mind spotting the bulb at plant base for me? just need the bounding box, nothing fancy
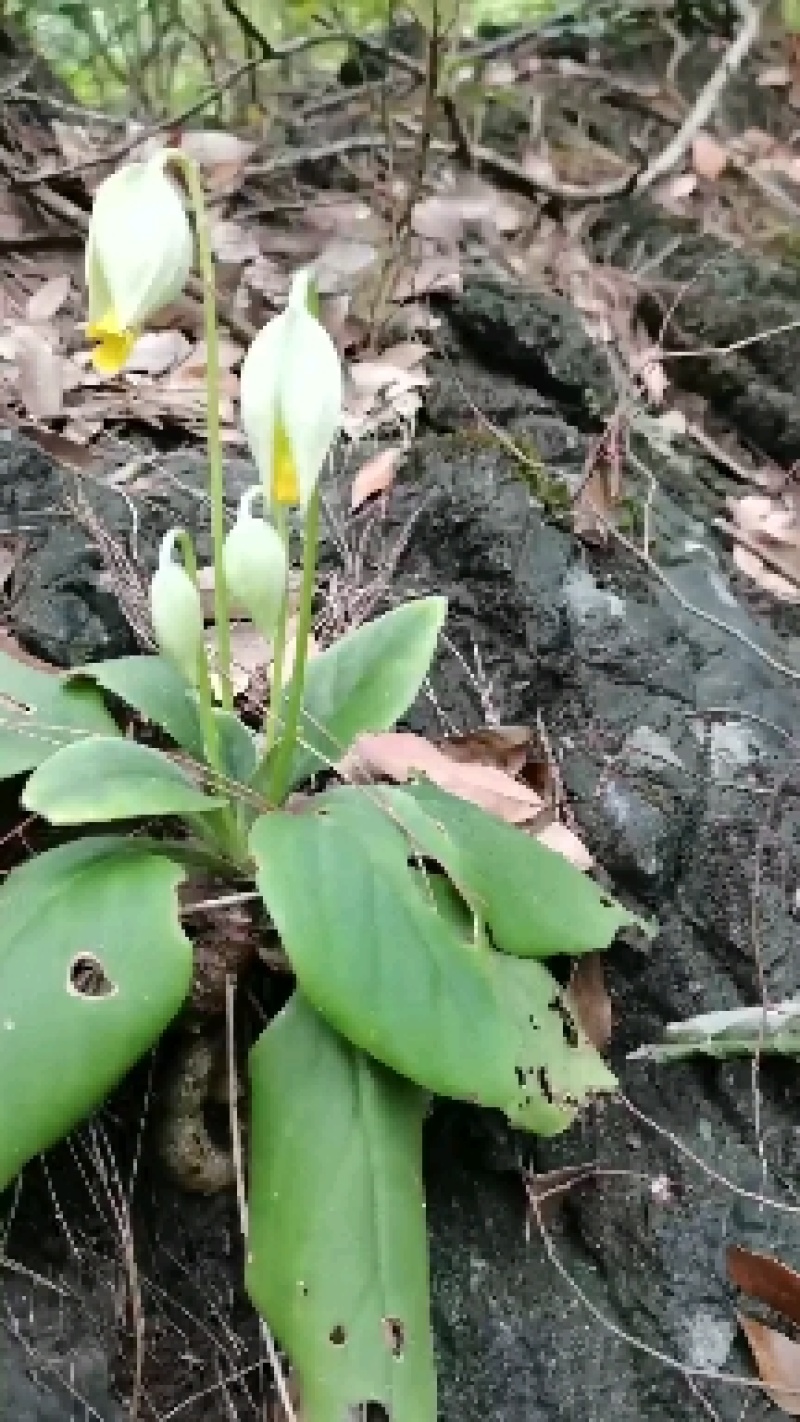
[85,154,193,375]
[239,268,343,512]
[223,487,287,637]
[150,532,205,687]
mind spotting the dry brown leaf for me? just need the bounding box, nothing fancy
[535,820,594,872]
[729,1246,800,1329]
[314,239,379,295]
[179,130,255,168]
[691,132,729,181]
[350,447,402,510]
[738,1314,800,1415]
[757,65,792,87]
[436,726,533,777]
[573,467,618,545]
[15,328,63,420]
[211,219,260,264]
[567,955,612,1050]
[26,273,72,323]
[339,730,546,824]
[393,255,462,303]
[18,424,99,472]
[127,331,192,376]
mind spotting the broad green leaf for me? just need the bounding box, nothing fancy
[0,648,117,780]
[250,792,615,1127]
[252,598,446,792]
[379,780,651,957]
[74,656,257,782]
[247,995,435,1422]
[428,873,616,1133]
[0,838,192,1189]
[23,736,226,824]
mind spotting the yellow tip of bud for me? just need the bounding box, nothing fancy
[271,421,300,507]
[87,314,137,375]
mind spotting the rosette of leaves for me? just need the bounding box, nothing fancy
[0,596,651,1422]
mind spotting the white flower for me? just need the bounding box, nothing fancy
[223,487,287,636]
[150,532,205,687]
[85,155,193,374]
[239,269,343,511]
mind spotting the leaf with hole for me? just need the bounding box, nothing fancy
[250,790,615,1127]
[0,838,192,1189]
[247,994,435,1422]
[74,655,256,782]
[0,648,117,780]
[252,598,446,792]
[23,736,226,824]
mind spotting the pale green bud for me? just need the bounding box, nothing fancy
[222,487,287,636]
[150,531,205,686]
[239,268,343,512]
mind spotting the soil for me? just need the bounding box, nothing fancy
[4,15,800,1422]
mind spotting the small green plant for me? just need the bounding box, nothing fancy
[0,150,651,1420]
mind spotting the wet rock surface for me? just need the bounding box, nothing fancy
[3,206,800,1420]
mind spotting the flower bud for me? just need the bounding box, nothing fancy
[223,488,287,636]
[239,268,343,513]
[86,154,193,375]
[150,532,205,687]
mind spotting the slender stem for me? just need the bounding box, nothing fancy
[268,487,319,805]
[171,152,233,712]
[264,507,290,749]
[173,530,221,772]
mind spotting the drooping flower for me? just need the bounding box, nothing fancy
[150,531,205,687]
[239,269,343,512]
[223,487,288,637]
[85,155,193,375]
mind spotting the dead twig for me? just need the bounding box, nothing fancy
[636,0,764,194]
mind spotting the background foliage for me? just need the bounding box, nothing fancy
[7,0,649,117]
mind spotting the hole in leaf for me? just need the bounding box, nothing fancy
[514,1065,527,1087]
[298,1281,309,1296]
[537,1066,555,1104]
[382,1316,406,1358]
[549,993,579,1048]
[329,1324,347,1346]
[67,953,117,999]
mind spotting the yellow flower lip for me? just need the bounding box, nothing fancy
[271,419,300,506]
[87,312,137,375]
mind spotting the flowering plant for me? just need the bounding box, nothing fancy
[0,152,648,1420]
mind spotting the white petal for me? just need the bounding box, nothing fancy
[88,160,193,329]
[239,312,285,495]
[277,305,343,509]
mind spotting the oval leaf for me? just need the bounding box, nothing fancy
[0,648,117,780]
[382,780,651,957]
[252,597,446,792]
[0,838,192,1188]
[247,994,435,1422]
[74,656,256,782]
[23,736,225,824]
